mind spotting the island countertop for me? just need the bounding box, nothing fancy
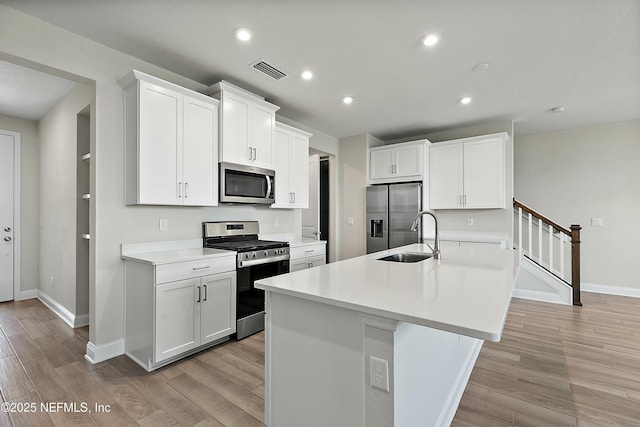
[256,244,522,341]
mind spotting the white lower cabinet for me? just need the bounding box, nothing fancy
[289,242,326,272]
[154,272,235,363]
[124,253,236,371]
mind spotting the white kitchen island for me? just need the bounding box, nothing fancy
[255,244,522,427]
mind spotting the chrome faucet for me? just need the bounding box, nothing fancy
[410,210,441,259]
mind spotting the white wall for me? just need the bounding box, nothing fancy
[0,4,337,353]
[0,113,39,295]
[38,83,90,315]
[338,134,383,260]
[515,119,640,291]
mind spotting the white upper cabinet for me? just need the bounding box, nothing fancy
[120,70,219,206]
[206,81,280,170]
[272,122,311,208]
[369,139,427,184]
[429,133,508,209]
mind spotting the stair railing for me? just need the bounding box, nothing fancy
[513,199,582,306]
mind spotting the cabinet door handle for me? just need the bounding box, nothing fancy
[253,147,257,160]
[248,146,253,160]
[178,182,182,198]
[196,285,201,303]
[305,249,314,253]
[309,262,314,268]
[292,192,296,203]
[203,285,207,301]
[463,194,467,206]
[192,266,210,271]
[185,182,189,198]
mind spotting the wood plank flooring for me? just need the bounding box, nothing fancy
[1,292,639,426]
[452,292,640,427]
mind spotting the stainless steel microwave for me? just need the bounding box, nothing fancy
[219,162,275,205]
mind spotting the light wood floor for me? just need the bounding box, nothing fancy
[0,292,639,426]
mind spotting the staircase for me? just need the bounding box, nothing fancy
[513,199,582,306]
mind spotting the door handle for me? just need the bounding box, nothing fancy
[203,284,207,301]
[185,182,189,198]
[253,147,257,160]
[178,182,182,198]
[3,237,11,242]
[248,146,253,160]
[196,286,201,303]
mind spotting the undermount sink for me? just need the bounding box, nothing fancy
[377,252,433,263]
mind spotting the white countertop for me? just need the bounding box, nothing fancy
[259,233,326,248]
[121,247,235,265]
[287,239,327,248]
[256,244,522,341]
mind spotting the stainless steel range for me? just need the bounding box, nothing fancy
[203,221,289,339]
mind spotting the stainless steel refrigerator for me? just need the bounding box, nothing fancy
[366,182,422,254]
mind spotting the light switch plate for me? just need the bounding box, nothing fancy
[159,218,168,231]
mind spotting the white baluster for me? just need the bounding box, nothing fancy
[549,224,554,273]
[528,213,533,256]
[518,207,523,252]
[538,218,542,262]
[560,233,566,278]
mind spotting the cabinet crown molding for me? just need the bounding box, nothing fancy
[118,70,220,105]
[205,80,280,111]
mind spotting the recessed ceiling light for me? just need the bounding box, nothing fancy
[459,96,472,105]
[550,106,565,113]
[235,28,252,41]
[422,34,440,47]
[301,70,313,80]
[342,96,355,105]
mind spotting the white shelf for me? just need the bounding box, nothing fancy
[82,153,91,161]
[81,234,90,240]
[82,193,90,200]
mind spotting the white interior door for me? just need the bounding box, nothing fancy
[0,132,15,302]
[302,154,320,239]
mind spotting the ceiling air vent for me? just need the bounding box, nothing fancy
[250,59,288,80]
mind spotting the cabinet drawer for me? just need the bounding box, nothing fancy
[290,244,326,260]
[155,257,235,284]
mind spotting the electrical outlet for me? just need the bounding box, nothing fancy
[159,218,168,231]
[467,217,474,226]
[347,217,354,225]
[591,218,603,227]
[369,356,389,392]
[50,276,55,288]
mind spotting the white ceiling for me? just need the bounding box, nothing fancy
[1,0,639,139]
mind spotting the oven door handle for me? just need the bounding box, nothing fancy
[238,254,290,268]
[265,175,272,198]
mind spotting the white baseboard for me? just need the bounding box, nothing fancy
[37,291,89,328]
[582,283,640,299]
[85,339,125,364]
[18,289,38,300]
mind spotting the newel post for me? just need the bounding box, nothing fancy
[570,224,582,306]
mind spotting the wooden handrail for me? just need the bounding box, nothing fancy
[513,199,570,235]
[513,198,581,306]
